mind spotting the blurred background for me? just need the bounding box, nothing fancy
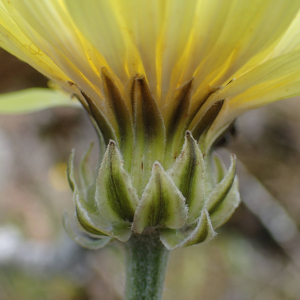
[0,48,300,300]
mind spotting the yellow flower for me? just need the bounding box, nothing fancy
[1,0,300,139]
[1,0,300,248]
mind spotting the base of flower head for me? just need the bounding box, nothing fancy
[64,131,240,250]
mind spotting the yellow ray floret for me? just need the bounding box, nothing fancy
[0,0,300,132]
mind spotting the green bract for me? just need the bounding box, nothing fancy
[65,133,239,250]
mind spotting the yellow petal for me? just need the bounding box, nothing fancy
[190,0,300,106]
[214,49,300,101]
[206,73,300,147]
[65,0,138,85]
[230,74,300,111]
[113,0,163,99]
[2,0,105,100]
[157,0,199,103]
[0,0,299,132]
[0,1,70,89]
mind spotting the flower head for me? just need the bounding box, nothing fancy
[1,0,300,248]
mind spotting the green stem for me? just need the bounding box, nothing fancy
[125,232,170,300]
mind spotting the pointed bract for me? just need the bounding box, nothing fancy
[132,162,187,234]
[67,149,132,242]
[63,212,112,250]
[192,100,224,140]
[160,210,215,250]
[207,154,237,214]
[95,140,139,226]
[82,91,118,145]
[184,210,216,247]
[101,67,134,170]
[212,153,227,184]
[130,76,166,192]
[164,79,193,167]
[75,194,108,237]
[210,178,240,229]
[168,131,205,223]
[79,142,95,195]
[165,79,193,141]
[67,151,112,236]
[132,76,165,146]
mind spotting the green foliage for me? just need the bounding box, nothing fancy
[0,88,80,114]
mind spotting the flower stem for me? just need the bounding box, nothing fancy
[125,232,170,300]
